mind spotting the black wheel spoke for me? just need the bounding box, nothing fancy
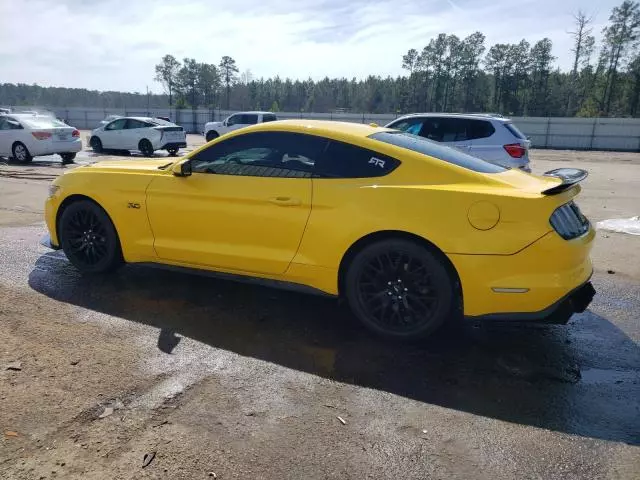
[62,206,112,267]
[355,247,442,334]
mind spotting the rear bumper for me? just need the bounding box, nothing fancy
[450,227,595,318]
[467,280,595,324]
[161,142,186,150]
[31,139,82,155]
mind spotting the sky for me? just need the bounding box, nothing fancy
[0,0,624,93]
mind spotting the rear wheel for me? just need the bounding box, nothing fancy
[167,147,179,156]
[59,200,123,274]
[12,142,32,163]
[60,152,76,164]
[90,136,103,153]
[345,239,455,340]
[139,139,154,157]
[205,131,219,142]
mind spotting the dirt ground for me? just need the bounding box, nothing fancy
[0,139,638,479]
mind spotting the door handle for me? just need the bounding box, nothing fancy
[268,197,301,206]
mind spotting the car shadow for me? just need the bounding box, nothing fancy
[28,252,640,446]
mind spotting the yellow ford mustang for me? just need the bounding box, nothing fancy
[43,120,595,339]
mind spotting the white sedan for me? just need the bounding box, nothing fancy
[89,117,186,156]
[0,114,82,164]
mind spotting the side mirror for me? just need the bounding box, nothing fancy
[171,160,192,177]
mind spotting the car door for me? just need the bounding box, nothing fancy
[101,118,127,148]
[123,119,149,149]
[145,131,325,275]
[0,116,13,155]
[425,118,471,153]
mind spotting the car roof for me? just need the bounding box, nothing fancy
[393,113,509,122]
[231,111,275,115]
[240,119,391,137]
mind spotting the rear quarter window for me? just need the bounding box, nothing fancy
[316,140,400,178]
[467,120,495,140]
[504,122,527,140]
[369,131,506,173]
[262,114,277,123]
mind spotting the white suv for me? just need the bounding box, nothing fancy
[204,111,278,142]
[385,113,531,171]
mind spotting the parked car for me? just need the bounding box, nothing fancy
[0,114,81,164]
[385,113,531,171]
[43,120,594,340]
[0,107,12,115]
[99,115,122,126]
[204,111,277,141]
[89,117,186,156]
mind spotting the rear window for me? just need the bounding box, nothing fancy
[369,131,506,173]
[20,117,67,129]
[262,114,277,123]
[504,122,526,140]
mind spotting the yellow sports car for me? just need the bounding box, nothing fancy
[43,120,595,339]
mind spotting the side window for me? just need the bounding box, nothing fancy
[316,140,400,178]
[0,117,8,130]
[417,119,442,142]
[391,119,424,136]
[125,119,147,129]
[106,118,127,130]
[226,115,239,126]
[262,114,277,123]
[9,120,23,130]
[190,132,326,178]
[244,114,258,125]
[467,120,495,140]
[439,118,468,142]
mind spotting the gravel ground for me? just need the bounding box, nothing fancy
[0,140,638,479]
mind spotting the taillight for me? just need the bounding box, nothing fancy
[72,129,80,137]
[32,131,52,140]
[503,143,526,158]
[550,201,590,240]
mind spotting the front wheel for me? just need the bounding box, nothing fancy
[90,136,103,153]
[344,239,455,340]
[60,152,76,164]
[12,142,32,163]
[205,131,219,142]
[59,200,123,274]
[139,139,154,157]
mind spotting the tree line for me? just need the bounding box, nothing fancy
[2,1,640,117]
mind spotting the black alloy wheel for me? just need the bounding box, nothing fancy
[59,200,123,273]
[345,239,454,340]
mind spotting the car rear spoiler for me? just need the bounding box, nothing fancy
[541,168,588,195]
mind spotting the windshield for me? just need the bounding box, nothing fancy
[369,131,507,173]
[19,117,68,129]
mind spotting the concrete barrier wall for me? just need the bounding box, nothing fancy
[41,107,640,151]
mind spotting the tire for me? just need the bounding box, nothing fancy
[90,136,103,153]
[205,131,219,142]
[167,147,179,156]
[344,239,455,340]
[139,139,154,157]
[59,200,123,274]
[60,152,76,164]
[12,142,32,163]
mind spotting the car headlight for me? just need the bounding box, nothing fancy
[48,184,60,197]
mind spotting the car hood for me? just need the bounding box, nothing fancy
[84,158,174,173]
[206,121,222,127]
